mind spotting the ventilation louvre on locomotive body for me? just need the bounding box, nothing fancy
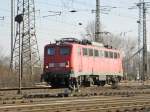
[42,38,123,88]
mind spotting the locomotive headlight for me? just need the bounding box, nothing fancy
[65,61,69,67]
[45,65,49,69]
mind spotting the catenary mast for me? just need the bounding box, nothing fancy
[11,0,41,93]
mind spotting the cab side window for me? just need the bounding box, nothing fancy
[104,51,109,58]
[83,48,88,56]
[99,50,104,57]
[114,52,118,59]
[94,49,99,57]
[109,52,113,58]
[89,49,93,56]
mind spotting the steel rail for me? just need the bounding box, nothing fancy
[19,100,150,112]
[4,100,150,112]
[1,94,150,105]
[79,104,150,112]
[0,87,52,91]
[1,96,150,112]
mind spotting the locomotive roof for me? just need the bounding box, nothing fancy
[45,38,120,52]
[45,42,120,52]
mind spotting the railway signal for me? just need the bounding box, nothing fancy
[15,14,23,94]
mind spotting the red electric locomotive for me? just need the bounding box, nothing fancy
[42,38,123,89]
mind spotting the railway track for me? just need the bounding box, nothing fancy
[0,84,150,111]
[0,85,150,104]
[0,95,150,112]
[1,94,150,105]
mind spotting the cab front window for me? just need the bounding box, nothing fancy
[47,48,55,55]
[60,48,70,56]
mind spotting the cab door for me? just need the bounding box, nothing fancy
[78,47,82,72]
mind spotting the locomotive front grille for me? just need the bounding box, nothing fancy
[49,62,68,68]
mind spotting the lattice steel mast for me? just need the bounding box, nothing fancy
[11,0,41,80]
[137,0,143,81]
[137,0,149,81]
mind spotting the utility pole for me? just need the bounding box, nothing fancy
[142,2,148,81]
[95,0,101,42]
[10,0,14,70]
[11,0,41,94]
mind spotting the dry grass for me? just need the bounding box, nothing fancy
[0,64,42,88]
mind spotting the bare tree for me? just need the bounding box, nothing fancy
[85,21,96,41]
[83,21,137,52]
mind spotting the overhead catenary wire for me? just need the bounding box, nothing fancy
[0,1,149,51]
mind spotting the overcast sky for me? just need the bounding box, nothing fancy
[0,0,150,56]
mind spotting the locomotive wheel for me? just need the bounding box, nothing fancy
[41,73,49,82]
[68,83,79,92]
[97,81,106,87]
[68,83,75,91]
[100,81,106,86]
[40,74,44,82]
[83,77,94,87]
[83,80,93,87]
[111,82,118,89]
[111,79,118,89]
[68,78,79,92]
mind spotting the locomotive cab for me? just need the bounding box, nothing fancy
[42,43,73,87]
